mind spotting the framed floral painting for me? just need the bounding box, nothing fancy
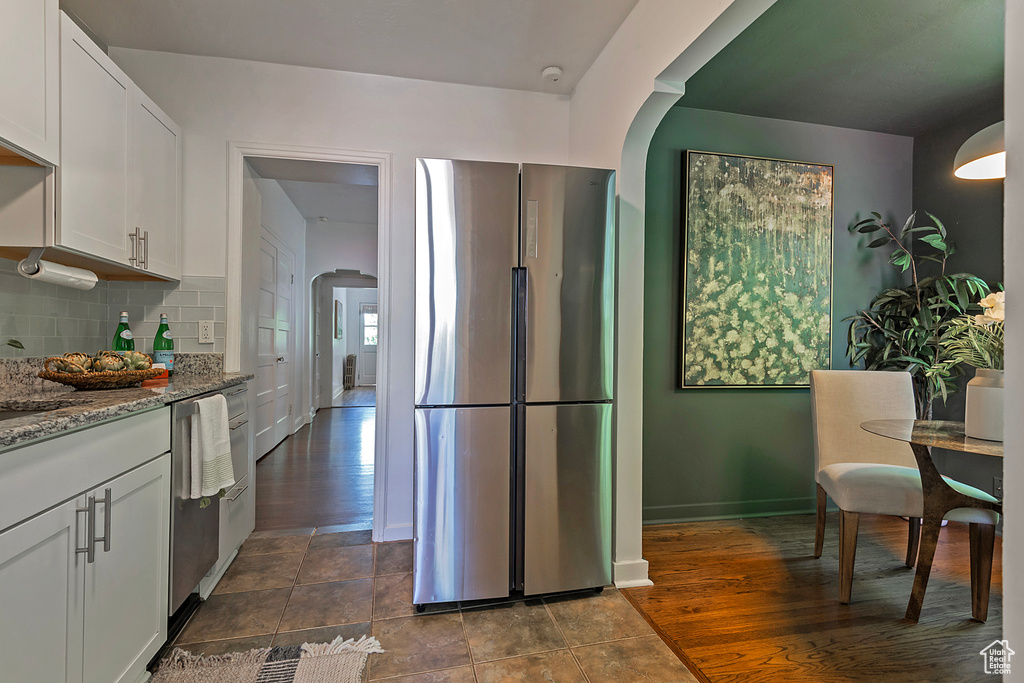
[680,151,833,387]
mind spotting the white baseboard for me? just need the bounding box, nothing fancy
[613,558,652,588]
[379,522,413,542]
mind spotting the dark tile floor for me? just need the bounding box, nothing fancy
[173,527,697,682]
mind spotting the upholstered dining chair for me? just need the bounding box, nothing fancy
[809,370,999,606]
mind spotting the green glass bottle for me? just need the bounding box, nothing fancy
[153,313,174,375]
[112,311,135,352]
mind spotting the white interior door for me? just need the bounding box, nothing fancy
[359,302,377,386]
[254,230,295,458]
[255,235,277,459]
[274,248,294,443]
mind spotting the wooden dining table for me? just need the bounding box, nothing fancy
[860,419,1002,622]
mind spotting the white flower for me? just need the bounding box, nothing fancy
[977,291,1005,323]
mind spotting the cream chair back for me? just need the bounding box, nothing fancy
[809,370,917,474]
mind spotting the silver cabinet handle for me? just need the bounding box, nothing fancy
[226,387,247,396]
[128,228,140,266]
[94,488,111,554]
[143,230,149,269]
[229,418,248,431]
[76,500,94,563]
[225,484,248,502]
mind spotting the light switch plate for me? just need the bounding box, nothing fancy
[198,320,214,344]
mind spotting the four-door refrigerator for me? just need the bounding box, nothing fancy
[413,158,615,606]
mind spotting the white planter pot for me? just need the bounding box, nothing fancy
[965,368,1004,441]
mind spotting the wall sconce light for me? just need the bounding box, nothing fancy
[954,121,1005,180]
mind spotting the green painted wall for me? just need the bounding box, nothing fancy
[914,105,1005,496]
[642,107,913,523]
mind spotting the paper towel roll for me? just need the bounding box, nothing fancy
[17,258,98,290]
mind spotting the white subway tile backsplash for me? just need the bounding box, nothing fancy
[0,258,227,359]
[199,291,226,307]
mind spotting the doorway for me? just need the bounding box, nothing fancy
[238,153,383,532]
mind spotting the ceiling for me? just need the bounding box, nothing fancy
[246,157,378,225]
[675,0,1004,136]
[60,0,640,94]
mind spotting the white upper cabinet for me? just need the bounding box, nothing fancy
[132,89,182,279]
[53,11,182,280]
[58,12,133,265]
[0,0,60,164]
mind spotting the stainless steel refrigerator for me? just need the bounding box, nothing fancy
[413,158,615,605]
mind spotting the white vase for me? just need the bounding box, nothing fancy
[965,368,1004,441]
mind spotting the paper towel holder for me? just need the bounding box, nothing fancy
[17,247,100,290]
[17,247,47,276]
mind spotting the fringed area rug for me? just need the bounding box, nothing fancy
[152,635,384,683]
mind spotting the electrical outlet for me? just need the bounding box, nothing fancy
[198,320,214,344]
[994,477,1003,499]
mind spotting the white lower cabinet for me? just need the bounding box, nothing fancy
[83,456,170,683]
[0,498,83,683]
[0,409,171,683]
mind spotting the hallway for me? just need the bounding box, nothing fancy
[333,386,376,407]
[255,407,374,531]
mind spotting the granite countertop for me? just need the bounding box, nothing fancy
[0,372,254,451]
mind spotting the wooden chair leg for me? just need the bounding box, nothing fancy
[970,523,996,622]
[839,510,859,604]
[814,484,826,558]
[906,517,921,568]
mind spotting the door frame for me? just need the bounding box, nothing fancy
[226,142,392,542]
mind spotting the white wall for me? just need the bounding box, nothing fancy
[331,286,348,400]
[307,220,378,279]
[1003,0,1021,672]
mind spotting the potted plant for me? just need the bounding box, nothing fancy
[940,291,1004,440]
[845,212,990,418]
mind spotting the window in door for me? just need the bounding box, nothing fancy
[362,306,378,346]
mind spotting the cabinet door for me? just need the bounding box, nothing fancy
[0,0,59,164]
[0,497,85,683]
[82,455,170,683]
[58,13,132,264]
[132,88,181,279]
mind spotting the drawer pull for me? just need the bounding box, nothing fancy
[225,484,248,502]
[95,488,112,554]
[229,419,248,431]
[227,387,247,396]
[76,501,94,563]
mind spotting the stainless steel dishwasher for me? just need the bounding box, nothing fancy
[168,387,246,616]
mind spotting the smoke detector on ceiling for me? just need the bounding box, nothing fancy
[318,216,329,222]
[541,66,562,84]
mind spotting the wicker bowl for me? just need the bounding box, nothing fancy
[38,368,164,390]
[39,354,163,390]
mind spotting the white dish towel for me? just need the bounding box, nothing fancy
[189,394,236,499]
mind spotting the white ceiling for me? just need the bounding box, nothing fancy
[278,180,378,225]
[246,157,379,224]
[60,0,641,94]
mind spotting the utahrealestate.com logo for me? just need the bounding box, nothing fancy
[980,640,1014,675]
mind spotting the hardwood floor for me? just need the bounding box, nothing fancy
[255,407,374,531]
[333,386,376,407]
[624,514,1002,683]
